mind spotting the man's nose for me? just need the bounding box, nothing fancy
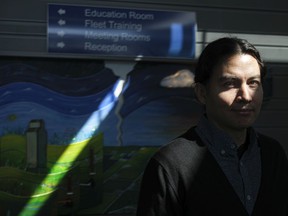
[237,84,252,102]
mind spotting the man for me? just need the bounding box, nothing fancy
[136,37,288,216]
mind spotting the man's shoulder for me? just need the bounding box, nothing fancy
[257,132,282,150]
[256,132,288,160]
[154,127,207,166]
[257,132,279,144]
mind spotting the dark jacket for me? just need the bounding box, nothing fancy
[136,127,288,216]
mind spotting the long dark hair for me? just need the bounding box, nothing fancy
[194,37,266,84]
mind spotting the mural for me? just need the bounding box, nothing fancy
[0,57,201,215]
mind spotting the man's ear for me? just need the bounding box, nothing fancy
[194,83,207,105]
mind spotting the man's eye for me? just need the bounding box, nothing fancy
[249,80,261,88]
[223,81,235,87]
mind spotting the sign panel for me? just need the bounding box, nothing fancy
[47,4,197,59]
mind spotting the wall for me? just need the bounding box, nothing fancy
[1,0,288,61]
[0,1,288,215]
[0,0,288,178]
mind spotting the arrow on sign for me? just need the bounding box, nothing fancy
[57,30,65,37]
[58,8,66,15]
[57,42,65,48]
[58,19,66,26]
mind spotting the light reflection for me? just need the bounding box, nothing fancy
[168,23,183,55]
[160,69,195,88]
[19,78,126,216]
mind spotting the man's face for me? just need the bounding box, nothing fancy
[198,54,263,132]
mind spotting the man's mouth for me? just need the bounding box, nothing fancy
[232,108,254,115]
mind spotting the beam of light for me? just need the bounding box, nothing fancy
[168,23,183,55]
[115,77,130,146]
[19,78,126,216]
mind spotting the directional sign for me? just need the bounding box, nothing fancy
[47,4,197,59]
